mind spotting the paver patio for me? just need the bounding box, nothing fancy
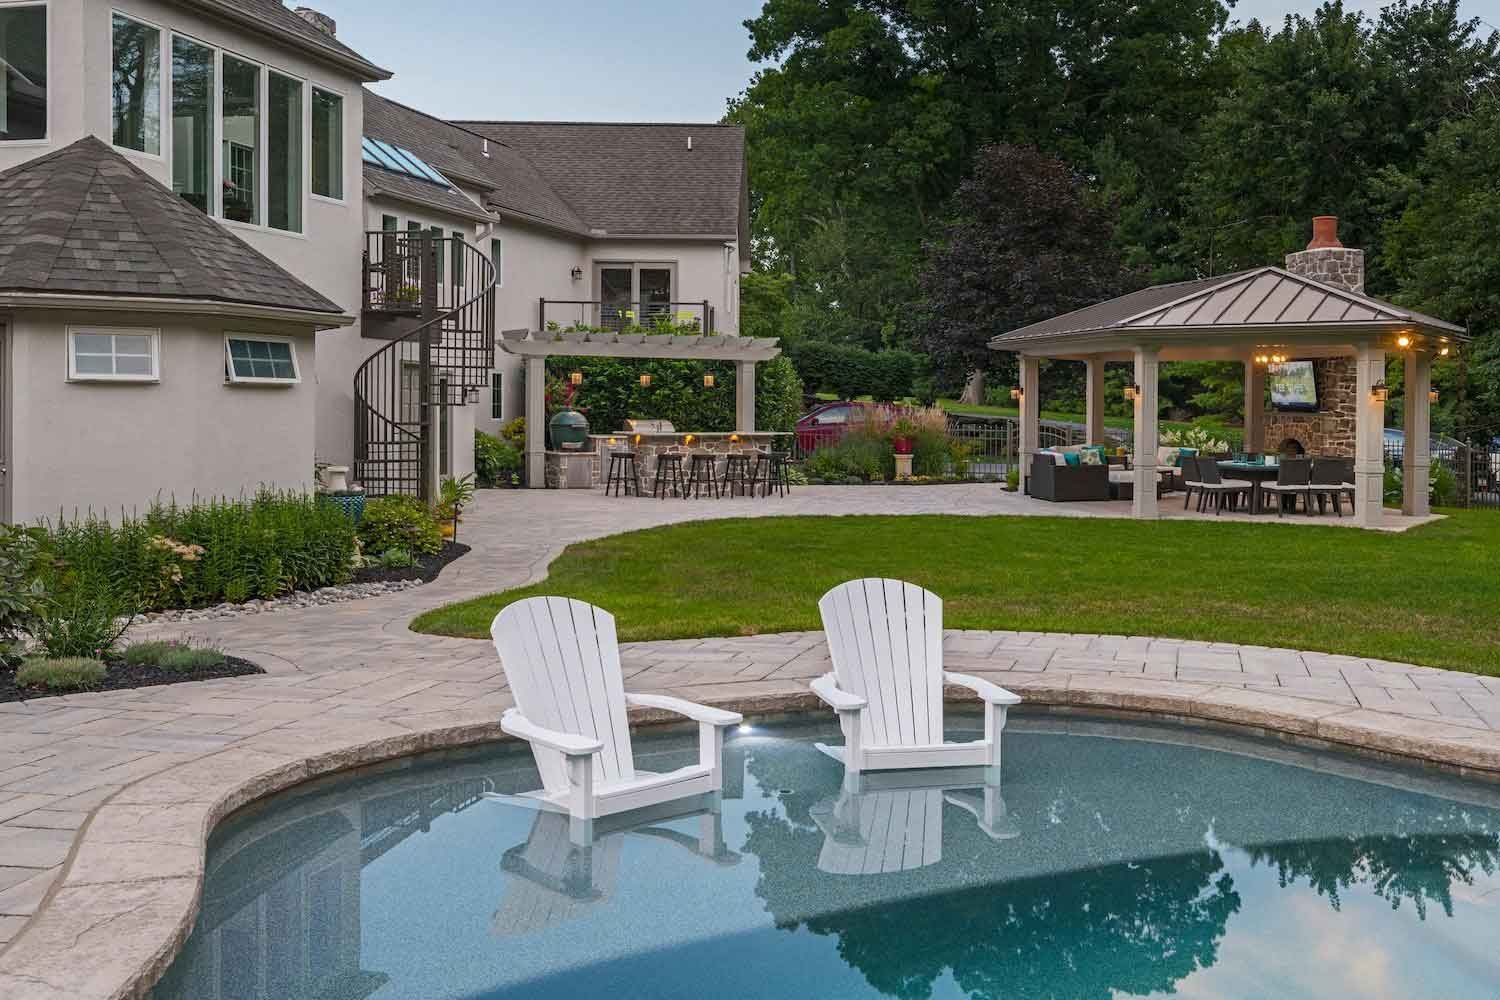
[0,486,1496,998]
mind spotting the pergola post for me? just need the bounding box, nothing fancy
[1132,347,1160,519]
[1018,355,1040,493]
[1403,350,1432,516]
[735,360,756,432]
[1353,344,1387,526]
[1084,358,1106,445]
[1243,355,1265,455]
[524,355,546,488]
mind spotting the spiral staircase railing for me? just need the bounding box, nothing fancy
[355,231,496,500]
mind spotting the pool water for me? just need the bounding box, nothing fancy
[153,714,1500,1000]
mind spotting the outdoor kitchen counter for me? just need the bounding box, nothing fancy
[591,432,780,485]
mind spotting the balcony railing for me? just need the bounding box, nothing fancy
[362,230,479,317]
[540,298,715,334]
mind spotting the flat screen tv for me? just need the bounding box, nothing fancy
[1268,360,1318,412]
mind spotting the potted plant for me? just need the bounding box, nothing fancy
[437,474,475,541]
[890,418,916,455]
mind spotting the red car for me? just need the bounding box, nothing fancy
[795,401,893,453]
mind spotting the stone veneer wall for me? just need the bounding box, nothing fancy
[1258,357,1357,457]
[1284,247,1365,294]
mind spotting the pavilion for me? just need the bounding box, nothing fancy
[989,217,1467,528]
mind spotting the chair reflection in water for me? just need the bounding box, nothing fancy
[492,796,741,936]
[811,767,1018,875]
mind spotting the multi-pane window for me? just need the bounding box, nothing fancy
[430,226,445,282]
[380,214,397,231]
[225,336,299,384]
[68,328,159,381]
[490,238,503,288]
[451,231,464,288]
[170,36,212,212]
[111,15,160,154]
[311,88,342,199]
[221,55,259,223]
[267,71,302,232]
[0,4,46,141]
[491,372,503,420]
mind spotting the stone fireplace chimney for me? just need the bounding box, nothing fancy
[294,7,337,36]
[1284,215,1364,295]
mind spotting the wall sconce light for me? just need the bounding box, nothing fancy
[639,373,652,387]
[1371,380,1389,403]
[1123,382,1140,402]
[632,434,642,445]
[703,373,716,388]
[1396,334,1411,349]
[1010,387,1023,401]
[608,436,618,446]
[1440,346,1450,357]
[570,266,583,281]
[569,370,583,386]
[1428,387,1439,404]
[465,387,480,404]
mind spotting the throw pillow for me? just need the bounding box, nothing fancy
[1063,452,1082,467]
[1081,449,1102,465]
[1052,452,1070,466]
[1176,446,1198,467]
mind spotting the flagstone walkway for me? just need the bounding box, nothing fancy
[0,486,1494,998]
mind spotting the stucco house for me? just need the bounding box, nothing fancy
[0,0,747,522]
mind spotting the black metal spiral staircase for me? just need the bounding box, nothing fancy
[355,231,496,500]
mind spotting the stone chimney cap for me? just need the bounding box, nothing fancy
[294,7,336,37]
[1307,215,1342,250]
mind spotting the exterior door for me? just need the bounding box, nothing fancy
[0,325,8,523]
[599,267,632,329]
[640,267,672,322]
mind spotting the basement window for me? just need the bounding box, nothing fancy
[68,327,159,381]
[225,335,299,385]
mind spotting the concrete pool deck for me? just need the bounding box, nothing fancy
[0,487,1495,998]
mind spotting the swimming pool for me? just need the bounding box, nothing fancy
[153,713,1500,999]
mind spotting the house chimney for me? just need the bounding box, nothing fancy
[1284,215,1364,294]
[294,7,336,36]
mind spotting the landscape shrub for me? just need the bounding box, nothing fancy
[16,656,107,691]
[376,547,416,569]
[475,431,522,487]
[46,492,356,610]
[804,429,895,482]
[358,496,443,558]
[0,524,52,643]
[499,417,526,448]
[789,342,923,402]
[31,577,135,659]
[158,645,228,672]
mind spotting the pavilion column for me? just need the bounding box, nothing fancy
[736,360,756,432]
[1084,358,1105,445]
[1402,350,1432,517]
[1018,356,1040,494]
[1132,347,1160,519]
[1353,344,1387,526]
[1243,355,1265,454]
[524,355,546,489]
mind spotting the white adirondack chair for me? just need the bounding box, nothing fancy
[491,597,742,834]
[813,578,1021,772]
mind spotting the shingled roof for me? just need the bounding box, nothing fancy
[453,120,745,238]
[177,0,389,81]
[0,136,345,316]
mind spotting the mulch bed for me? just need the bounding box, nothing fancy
[0,654,264,704]
[351,540,470,585]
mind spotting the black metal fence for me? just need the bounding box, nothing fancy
[1384,437,1500,509]
[539,299,715,333]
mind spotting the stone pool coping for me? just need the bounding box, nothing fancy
[3,670,1499,1000]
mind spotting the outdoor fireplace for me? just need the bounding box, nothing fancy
[1277,438,1306,457]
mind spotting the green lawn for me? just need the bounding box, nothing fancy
[412,511,1500,676]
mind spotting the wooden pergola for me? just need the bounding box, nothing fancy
[990,265,1468,528]
[496,329,782,487]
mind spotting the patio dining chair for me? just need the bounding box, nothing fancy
[1310,457,1355,516]
[1260,457,1313,517]
[1181,456,1205,511]
[1196,460,1253,515]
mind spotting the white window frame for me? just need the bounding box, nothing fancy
[490,237,503,288]
[0,0,50,147]
[490,371,502,420]
[309,85,345,204]
[224,333,300,386]
[67,326,160,382]
[109,9,165,160]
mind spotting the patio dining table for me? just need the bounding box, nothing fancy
[1216,461,1286,513]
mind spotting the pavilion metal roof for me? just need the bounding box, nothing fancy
[991,267,1466,352]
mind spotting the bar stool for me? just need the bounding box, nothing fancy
[686,453,721,499]
[752,452,790,498]
[721,454,754,497]
[652,453,687,499]
[604,451,640,497]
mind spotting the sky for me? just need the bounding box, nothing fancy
[315,0,1500,124]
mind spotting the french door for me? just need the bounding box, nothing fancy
[596,263,675,329]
